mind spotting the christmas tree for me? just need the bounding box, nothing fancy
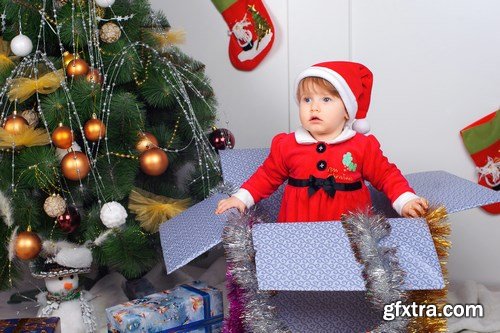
[0,0,222,290]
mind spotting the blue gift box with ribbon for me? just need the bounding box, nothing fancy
[106,281,223,333]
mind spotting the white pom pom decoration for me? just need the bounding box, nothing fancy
[95,0,115,7]
[10,34,33,57]
[352,118,370,134]
[55,247,92,268]
[100,201,127,228]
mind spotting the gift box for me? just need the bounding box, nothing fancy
[106,281,223,333]
[159,148,500,332]
[0,317,61,333]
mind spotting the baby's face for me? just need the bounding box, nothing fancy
[298,84,348,141]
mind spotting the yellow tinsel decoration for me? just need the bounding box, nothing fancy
[0,127,50,148]
[407,205,451,333]
[0,37,18,72]
[128,187,190,233]
[151,28,186,51]
[8,69,65,103]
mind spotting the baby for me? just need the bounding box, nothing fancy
[216,61,428,221]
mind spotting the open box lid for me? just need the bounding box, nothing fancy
[159,148,499,290]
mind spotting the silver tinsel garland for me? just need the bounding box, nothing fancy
[223,210,409,333]
[223,211,291,333]
[342,211,409,332]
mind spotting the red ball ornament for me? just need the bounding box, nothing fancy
[56,206,81,233]
[209,128,235,150]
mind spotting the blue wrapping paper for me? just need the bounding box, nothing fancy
[106,281,223,333]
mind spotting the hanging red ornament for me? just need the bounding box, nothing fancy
[135,132,159,153]
[139,147,169,176]
[15,230,42,260]
[56,206,81,233]
[84,114,106,141]
[3,112,29,135]
[209,128,235,150]
[51,123,74,149]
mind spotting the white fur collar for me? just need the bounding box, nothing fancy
[294,126,356,145]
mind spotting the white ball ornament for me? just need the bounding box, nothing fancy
[100,201,128,228]
[95,0,115,7]
[10,34,33,57]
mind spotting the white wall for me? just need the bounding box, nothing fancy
[152,0,500,287]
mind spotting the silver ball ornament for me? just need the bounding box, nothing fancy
[95,0,115,7]
[10,34,33,57]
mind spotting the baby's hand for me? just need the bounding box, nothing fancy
[401,197,429,218]
[215,196,246,215]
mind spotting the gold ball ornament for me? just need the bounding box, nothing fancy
[84,114,106,141]
[66,58,89,77]
[62,51,79,67]
[20,109,39,128]
[99,22,121,43]
[3,113,29,135]
[61,151,91,181]
[140,148,169,176]
[52,123,74,149]
[135,132,159,153]
[15,231,42,260]
[85,68,103,84]
[43,194,67,218]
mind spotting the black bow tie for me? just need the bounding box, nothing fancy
[308,175,337,198]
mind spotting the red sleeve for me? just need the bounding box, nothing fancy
[361,135,415,203]
[241,133,289,204]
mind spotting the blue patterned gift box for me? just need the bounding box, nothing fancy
[0,317,61,333]
[106,281,223,333]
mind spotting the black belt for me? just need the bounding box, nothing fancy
[288,175,362,198]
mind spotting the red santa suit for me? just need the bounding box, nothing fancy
[233,126,418,222]
[232,61,420,221]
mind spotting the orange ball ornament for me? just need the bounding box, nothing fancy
[84,114,106,141]
[3,113,29,135]
[85,68,103,84]
[15,231,42,260]
[63,51,79,67]
[61,151,91,181]
[140,148,168,176]
[66,58,89,77]
[135,132,159,153]
[51,123,74,149]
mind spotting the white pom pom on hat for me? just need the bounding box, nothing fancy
[295,61,373,134]
[55,247,92,269]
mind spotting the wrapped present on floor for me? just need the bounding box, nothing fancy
[0,317,61,333]
[159,148,500,332]
[106,281,223,333]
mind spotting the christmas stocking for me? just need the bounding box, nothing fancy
[460,110,500,214]
[211,0,275,71]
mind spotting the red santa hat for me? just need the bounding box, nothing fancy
[295,61,373,134]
